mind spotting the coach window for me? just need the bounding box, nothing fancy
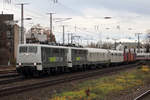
[89,53,91,57]
[74,50,77,54]
[61,49,65,55]
[82,50,84,54]
[79,50,82,54]
[43,48,47,62]
[75,50,77,54]
[59,49,61,54]
[115,53,117,56]
[73,50,76,54]
[79,50,81,54]
[91,53,93,57]
[74,50,76,54]
[53,48,59,54]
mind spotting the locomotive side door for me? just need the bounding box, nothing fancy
[67,48,72,67]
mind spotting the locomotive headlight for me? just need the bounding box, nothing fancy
[19,63,21,66]
[34,63,37,66]
[25,53,29,56]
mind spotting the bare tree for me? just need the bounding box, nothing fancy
[145,29,150,52]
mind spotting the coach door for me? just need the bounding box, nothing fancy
[67,48,72,67]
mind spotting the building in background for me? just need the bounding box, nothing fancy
[26,24,56,43]
[0,14,19,66]
[116,42,139,49]
[14,24,20,60]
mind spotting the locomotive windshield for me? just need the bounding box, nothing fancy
[19,46,37,53]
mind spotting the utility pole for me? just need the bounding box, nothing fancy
[115,40,117,50]
[74,25,77,32]
[68,33,70,44]
[62,25,65,44]
[67,33,73,44]
[72,35,81,46]
[136,33,142,52]
[71,33,73,44]
[47,13,55,41]
[112,38,117,50]
[17,3,28,44]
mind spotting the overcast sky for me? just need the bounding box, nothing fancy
[0,0,150,43]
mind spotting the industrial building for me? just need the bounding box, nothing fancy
[0,14,19,66]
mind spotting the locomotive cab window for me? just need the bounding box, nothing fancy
[19,46,37,53]
[28,46,37,53]
[19,46,27,53]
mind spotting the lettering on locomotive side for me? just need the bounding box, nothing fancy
[49,57,63,62]
[49,57,56,62]
[76,57,81,61]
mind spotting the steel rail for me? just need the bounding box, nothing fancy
[0,73,19,78]
[0,76,24,85]
[134,90,150,100]
[0,70,16,74]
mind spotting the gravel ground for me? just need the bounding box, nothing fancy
[105,82,150,100]
[1,66,149,100]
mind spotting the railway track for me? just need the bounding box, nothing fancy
[0,71,21,85]
[0,76,24,85]
[134,90,150,100]
[0,63,138,97]
[0,70,16,74]
[0,73,19,78]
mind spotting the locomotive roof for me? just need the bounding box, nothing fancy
[136,53,150,56]
[18,44,69,49]
[109,50,123,54]
[70,47,87,50]
[18,44,123,53]
[85,48,109,53]
[18,44,87,50]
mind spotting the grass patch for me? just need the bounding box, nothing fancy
[50,65,150,100]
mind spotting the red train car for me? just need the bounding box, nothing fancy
[124,48,136,63]
[123,49,128,63]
